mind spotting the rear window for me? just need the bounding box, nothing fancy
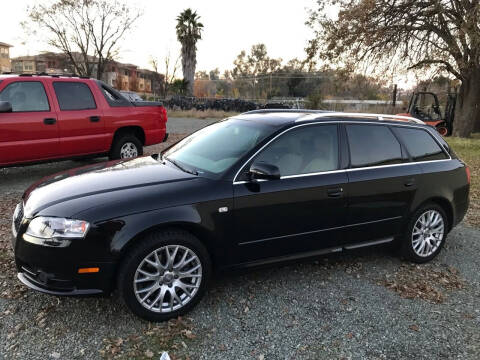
[53,82,96,110]
[392,127,448,161]
[346,124,403,168]
[0,81,50,112]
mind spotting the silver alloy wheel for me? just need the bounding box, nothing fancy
[133,245,202,313]
[411,210,445,257]
[120,142,138,158]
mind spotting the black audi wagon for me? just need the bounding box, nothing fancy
[12,110,470,321]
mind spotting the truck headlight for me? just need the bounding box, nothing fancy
[24,217,90,247]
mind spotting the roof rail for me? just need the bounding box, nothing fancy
[297,112,424,124]
[241,108,424,125]
[242,109,331,115]
[2,72,89,79]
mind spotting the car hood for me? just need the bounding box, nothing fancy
[23,156,198,218]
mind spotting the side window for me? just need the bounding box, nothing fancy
[254,125,339,177]
[0,81,49,112]
[53,82,96,111]
[346,124,402,168]
[392,127,448,161]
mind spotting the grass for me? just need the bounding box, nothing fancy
[168,110,239,119]
[167,109,239,119]
[447,133,480,227]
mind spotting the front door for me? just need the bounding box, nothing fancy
[232,123,348,264]
[0,80,59,165]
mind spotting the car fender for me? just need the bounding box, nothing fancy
[108,203,231,266]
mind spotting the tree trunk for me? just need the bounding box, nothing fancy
[452,69,480,138]
[181,44,196,97]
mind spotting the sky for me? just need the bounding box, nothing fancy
[1,0,414,88]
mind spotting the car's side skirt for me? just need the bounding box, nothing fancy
[226,236,394,270]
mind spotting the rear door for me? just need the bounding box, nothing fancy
[52,80,106,156]
[232,123,349,264]
[0,79,59,165]
[344,123,421,245]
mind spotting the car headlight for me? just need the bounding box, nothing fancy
[24,217,90,247]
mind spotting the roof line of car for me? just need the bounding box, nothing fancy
[242,109,424,125]
[296,112,424,124]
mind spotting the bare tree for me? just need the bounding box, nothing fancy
[307,0,480,137]
[150,52,180,97]
[27,0,141,79]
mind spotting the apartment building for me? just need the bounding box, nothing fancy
[11,51,162,95]
[0,42,12,73]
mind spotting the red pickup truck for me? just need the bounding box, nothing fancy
[0,75,168,166]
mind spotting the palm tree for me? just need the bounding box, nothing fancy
[176,8,203,96]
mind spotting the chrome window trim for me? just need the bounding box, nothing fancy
[232,120,451,185]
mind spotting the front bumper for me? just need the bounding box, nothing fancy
[18,272,103,296]
[13,211,117,296]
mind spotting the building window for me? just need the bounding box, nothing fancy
[13,63,23,73]
[24,62,34,71]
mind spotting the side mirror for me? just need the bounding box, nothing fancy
[0,101,12,113]
[249,162,280,180]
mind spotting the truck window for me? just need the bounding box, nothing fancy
[0,81,50,112]
[53,82,97,111]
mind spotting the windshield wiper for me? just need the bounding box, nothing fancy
[163,157,198,175]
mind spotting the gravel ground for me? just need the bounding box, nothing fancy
[1,117,479,359]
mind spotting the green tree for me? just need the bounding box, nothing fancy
[307,0,480,137]
[232,44,282,98]
[176,8,203,96]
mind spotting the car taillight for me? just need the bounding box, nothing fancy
[466,166,471,184]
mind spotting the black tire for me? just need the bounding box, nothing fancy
[109,134,143,160]
[117,229,211,322]
[401,203,448,263]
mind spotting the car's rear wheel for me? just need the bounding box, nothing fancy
[401,203,448,263]
[118,229,211,322]
[109,134,143,160]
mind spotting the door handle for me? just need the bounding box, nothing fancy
[404,178,416,187]
[43,118,56,125]
[90,116,101,122]
[327,187,344,198]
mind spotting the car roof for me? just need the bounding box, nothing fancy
[235,109,425,127]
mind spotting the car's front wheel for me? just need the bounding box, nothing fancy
[401,203,448,263]
[118,229,211,322]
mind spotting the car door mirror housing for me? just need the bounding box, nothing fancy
[0,101,12,113]
[249,162,280,180]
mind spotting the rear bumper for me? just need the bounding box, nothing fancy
[144,128,167,146]
[453,198,469,228]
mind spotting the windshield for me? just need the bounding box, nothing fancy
[163,119,274,178]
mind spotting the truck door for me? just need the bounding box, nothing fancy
[0,79,59,165]
[51,80,106,156]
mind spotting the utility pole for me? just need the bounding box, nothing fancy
[392,84,397,107]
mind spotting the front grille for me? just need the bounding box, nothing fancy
[13,202,24,234]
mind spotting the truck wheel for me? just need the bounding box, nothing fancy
[117,229,211,322]
[109,134,143,160]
